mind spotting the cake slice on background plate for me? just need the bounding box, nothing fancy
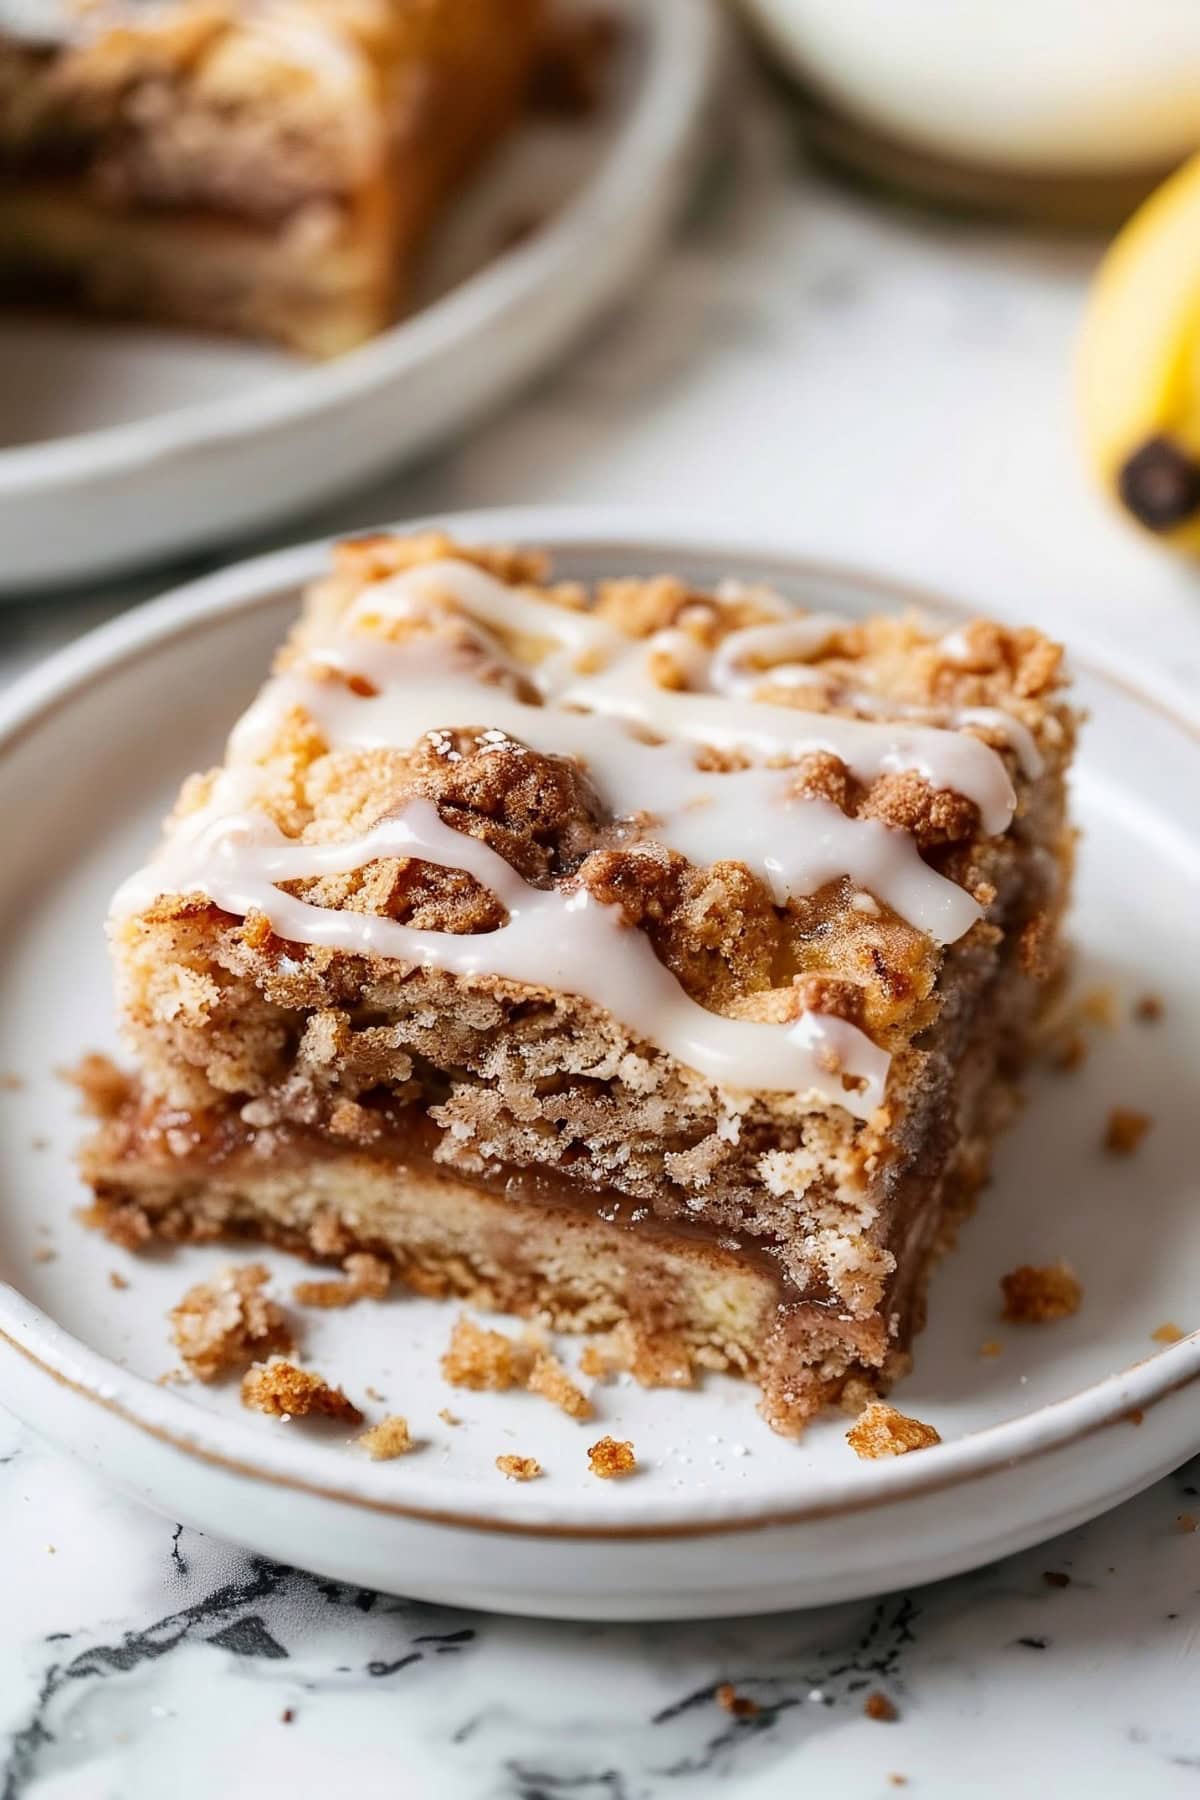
[0,0,543,355]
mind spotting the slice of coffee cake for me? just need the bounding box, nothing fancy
[82,533,1075,1434]
[0,0,542,355]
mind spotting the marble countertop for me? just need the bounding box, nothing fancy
[4,46,1200,1800]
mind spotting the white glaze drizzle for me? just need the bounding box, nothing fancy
[115,558,1036,1111]
[113,799,889,1115]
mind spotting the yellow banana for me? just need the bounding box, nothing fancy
[1079,151,1200,551]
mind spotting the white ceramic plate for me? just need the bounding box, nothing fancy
[1,509,1198,1622]
[0,1,718,594]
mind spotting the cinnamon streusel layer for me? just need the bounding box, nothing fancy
[82,532,1076,1434]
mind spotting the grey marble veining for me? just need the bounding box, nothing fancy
[4,48,1200,1800]
[3,1414,1200,1798]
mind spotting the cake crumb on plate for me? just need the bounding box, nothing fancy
[496,1454,542,1481]
[1000,1262,1082,1323]
[588,1436,636,1478]
[864,1691,899,1721]
[442,1315,532,1392]
[1152,1322,1185,1344]
[1104,1107,1152,1155]
[847,1402,940,1459]
[526,1351,593,1420]
[169,1263,293,1382]
[358,1416,414,1460]
[241,1360,362,1425]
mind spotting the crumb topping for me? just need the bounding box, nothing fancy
[169,1262,293,1381]
[587,1435,636,1479]
[846,1402,941,1459]
[241,1358,362,1424]
[1000,1262,1082,1323]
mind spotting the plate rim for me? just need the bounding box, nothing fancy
[0,0,718,494]
[2,504,1198,1540]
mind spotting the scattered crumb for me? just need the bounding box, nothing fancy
[978,1339,1004,1359]
[294,1251,391,1310]
[1126,1408,1145,1426]
[715,1683,760,1719]
[526,1351,593,1421]
[170,1264,293,1382]
[1134,994,1164,1023]
[441,1315,533,1391]
[496,1454,542,1482]
[108,1270,129,1291]
[588,1436,637,1479]
[0,1072,23,1091]
[846,1402,941,1460]
[888,1780,909,1790]
[280,1708,295,1725]
[1177,1513,1197,1534]
[864,1691,898,1722]
[364,1385,386,1403]
[1048,1032,1087,1073]
[1153,1322,1185,1344]
[357,1416,414,1461]
[438,1408,462,1428]
[1043,1570,1071,1588]
[1000,1263,1082,1324]
[30,1136,49,1152]
[241,1360,362,1425]
[1104,1107,1152,1156]
[31,1245,56,1264]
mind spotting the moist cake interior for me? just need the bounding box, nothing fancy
[81,533,1076,1434]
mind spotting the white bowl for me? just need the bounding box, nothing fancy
[0,509,1197,1620]
[0,1,719,593]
